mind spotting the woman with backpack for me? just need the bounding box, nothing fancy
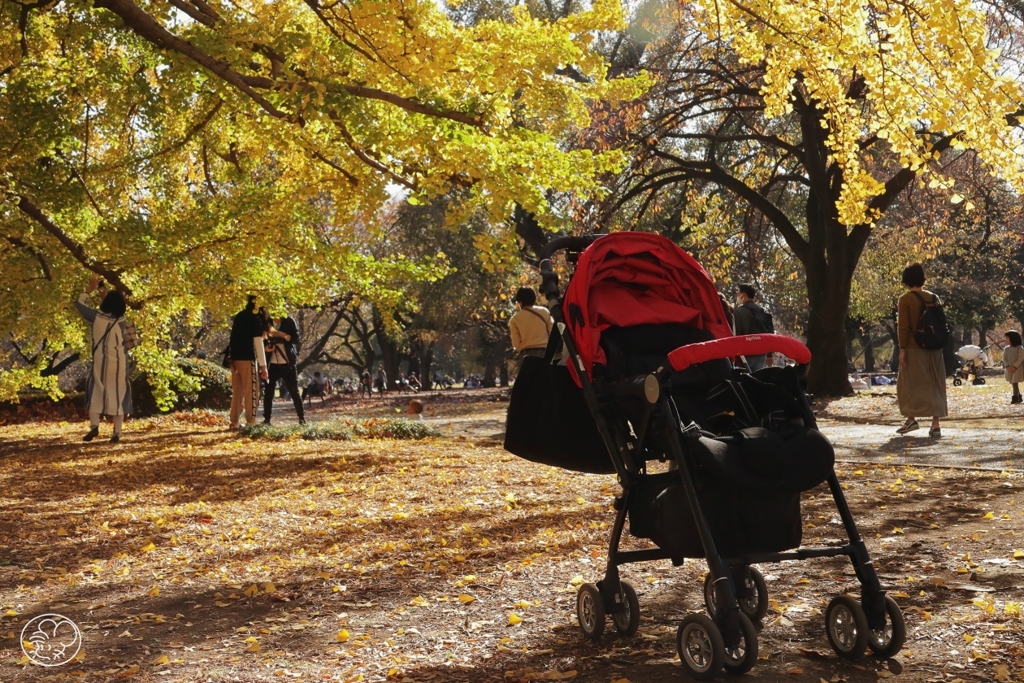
[895,263,947,437]
[75,276,133,443]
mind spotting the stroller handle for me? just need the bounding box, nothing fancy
[538,234,604,263]
[667,334,812,371]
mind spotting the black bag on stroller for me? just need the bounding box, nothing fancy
[504,356,611,474]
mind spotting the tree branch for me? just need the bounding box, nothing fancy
[93,0,296,121]
[2,234,52,281]
[16,195,136,301]
[165,0,217,26]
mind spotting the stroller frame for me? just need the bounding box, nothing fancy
[534,236,903,677]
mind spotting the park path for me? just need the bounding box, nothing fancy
[265,394,1024,470]
[820,418,1024,470]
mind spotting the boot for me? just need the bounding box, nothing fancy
[1013,393,1022,405]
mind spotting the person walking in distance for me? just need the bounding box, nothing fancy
[229,295,268,429]
[509,287,553,372]
[733,283,772,372]
[76,276,133,443]
[895,263,947,437]
[262,308,306,425]
[374,363,388,395]
[1002,330,1024,405]
[360,368,372,398]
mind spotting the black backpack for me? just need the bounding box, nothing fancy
[911,291,949,350]
[745,303,775,335]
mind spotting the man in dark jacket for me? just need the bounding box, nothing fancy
[229,295,269,428]
[733,283,770,372]
[263,310,306,425]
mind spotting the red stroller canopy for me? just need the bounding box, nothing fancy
[562,232,734,383]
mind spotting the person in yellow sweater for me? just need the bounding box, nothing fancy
[509,287,553,371]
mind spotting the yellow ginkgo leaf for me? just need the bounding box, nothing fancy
[149,586,160,596]
[963,634,975,643]
[141,541,156,551]
[458,594,475,604]
[983,512,994,520]
[508,613,522,626]
[152,655,169,665]
[338,629,351,642]
[245,642,261,652]
[1012,549,1024,559]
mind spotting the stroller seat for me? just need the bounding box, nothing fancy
[597,322,834,491]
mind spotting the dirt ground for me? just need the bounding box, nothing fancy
[1,388,1023,683]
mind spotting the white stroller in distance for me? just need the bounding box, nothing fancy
[953,345,989,386]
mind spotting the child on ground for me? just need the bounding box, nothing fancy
[1003,330,1024,405]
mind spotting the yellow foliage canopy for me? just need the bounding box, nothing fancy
[695,0,1024,225]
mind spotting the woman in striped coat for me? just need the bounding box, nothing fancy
[75,276,133,443]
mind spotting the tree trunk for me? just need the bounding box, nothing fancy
[418,340,434,390]
[804,251,854,396]
[482,361,497,388]
[862,331,875,374]
[373,309,401,390]
[499,361,509,387]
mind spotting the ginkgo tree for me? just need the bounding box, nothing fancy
[606,0,1024,395]
[0,0,646,404]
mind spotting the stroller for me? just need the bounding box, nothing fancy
[953,345,989,386]
[504,233,904,679]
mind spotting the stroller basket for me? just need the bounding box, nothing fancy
[630,471,801,560]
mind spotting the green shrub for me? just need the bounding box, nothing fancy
[241,418,439,441]
[132,359,232,416]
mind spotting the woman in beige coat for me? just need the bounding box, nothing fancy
[895,264,948,437]
[1002,330,1023,405]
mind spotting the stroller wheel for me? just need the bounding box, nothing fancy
[612,580,640,637]
[867,595,906,658]
[825,595,869,660]
[576,583,605,640]
[723,611,758,675]
[974,377,986,385]
[953,378,962,386]
[677,614,725,681]
[704,568,768,622]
